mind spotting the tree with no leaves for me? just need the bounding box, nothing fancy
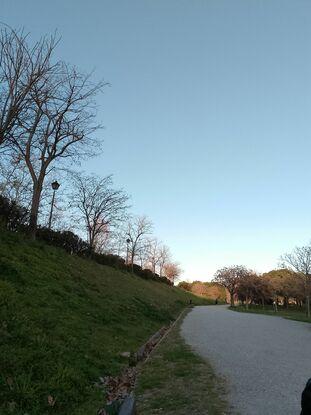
[126,215,152,272]
[70,173,129,253]
[163,262,182,284]
[158,244,171,277]
[145,238,162,275]
[281,245,311,317]
[213,265,248,307]
[0,27,57,149]
[0,157,32,207]
[4,30,105,237]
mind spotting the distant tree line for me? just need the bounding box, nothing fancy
[178,280,227,302]
[212,256,311,317]
[0,25,181,285]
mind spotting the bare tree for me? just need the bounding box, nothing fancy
[126,215,152,272]
[10,52,105,237]
[106,230,128,257]
[145,238,162,275]
[158,244,171,277]
[0,156,32,206]
[281,245,311,317]
[163,262,182,284]
[0,27,57,149]
[70,173,129,252]
[213,265,248,307]
[136,240,150,268]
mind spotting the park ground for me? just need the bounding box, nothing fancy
[3,228,311,414]
[136,304,311,415]
[181,305,311,415]
[231,303,311,323]
[0,230,210,415]
[135,309,228,415]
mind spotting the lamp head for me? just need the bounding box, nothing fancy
[51,180,60,190]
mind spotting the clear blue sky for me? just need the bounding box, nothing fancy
[4,0,311,280]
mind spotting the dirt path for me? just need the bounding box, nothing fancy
[181,305,311,414]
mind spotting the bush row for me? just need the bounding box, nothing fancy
[0,195,172,285]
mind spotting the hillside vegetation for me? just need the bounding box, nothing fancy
[0,230,209,415]
[179,280,227,302]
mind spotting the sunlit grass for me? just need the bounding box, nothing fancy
[231,304,311,323]
[0,230,210,415]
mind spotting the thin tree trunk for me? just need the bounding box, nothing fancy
[306,295,310,318]
[230,292,234,307]
[131,252,134,273]
[29,182,42,239]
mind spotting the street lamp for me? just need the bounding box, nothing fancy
[48,180,60,229]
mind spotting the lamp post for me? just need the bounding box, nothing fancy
[126,238,131,266]
[48,180,60,229]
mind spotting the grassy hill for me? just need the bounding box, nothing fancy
[179,280,228,302]
[0,230,209,415]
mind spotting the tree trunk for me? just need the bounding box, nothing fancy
[245,295,249,310]
[261,297,265,309]
[89,232,95,256]
[306,295,310,318]
[230,292,234,307]
[29,182,43,239]
[131,252,135,273]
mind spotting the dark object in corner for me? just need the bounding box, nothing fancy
[301,378,311,415]
[119,394,136,415]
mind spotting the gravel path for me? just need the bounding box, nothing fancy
[181,305,311,415]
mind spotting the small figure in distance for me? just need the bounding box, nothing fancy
[273,300,278,313]
[301,378,311,415]
[215,298,218,305]
[189,299,192,306]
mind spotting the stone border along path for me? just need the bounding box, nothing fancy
[181,305,311,415]
[116,308,189,415]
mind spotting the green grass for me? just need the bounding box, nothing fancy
[231,304,311,323]
[135,310,228,415]
[0,230,211,415]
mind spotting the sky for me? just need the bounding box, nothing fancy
[3,0,311,281]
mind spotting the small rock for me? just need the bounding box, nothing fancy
[120,351,131,358]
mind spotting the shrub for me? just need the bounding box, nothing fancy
[131,264,173,285]
[36,227,89,255]
[0,195,29,231]
[92,252,126,269]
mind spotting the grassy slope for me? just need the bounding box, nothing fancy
[0,230,210,415]
[231,304,311,323]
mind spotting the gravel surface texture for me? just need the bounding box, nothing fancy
[181,305,311,415]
